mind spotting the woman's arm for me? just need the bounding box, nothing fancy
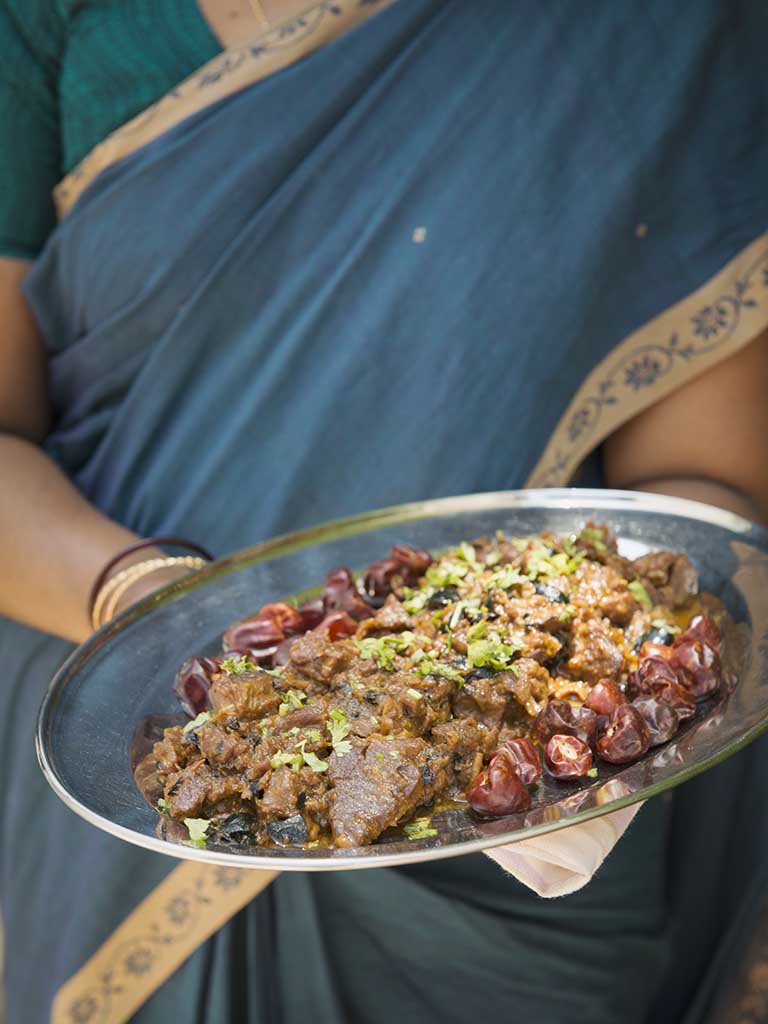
[603,330,768,525]
[0,259,178,644]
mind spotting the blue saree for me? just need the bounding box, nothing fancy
[2,1,768,1021]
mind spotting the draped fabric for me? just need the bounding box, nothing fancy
[2,2,768,1020]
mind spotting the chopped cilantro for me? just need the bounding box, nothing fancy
[558,607,574,624]
[182,710,214,735]
[465,620,488,642]
[278,689,307,715]
[401,587,432,614]
[586,767,598,779]
[403,816,438,840]
[629,579,653,610]
[484,550,502,567]
[306,728,323,743]
[511,538,529,552]
[454,541,477,563]
[270,750,305,772]
[327,708,352,756]
[466,635,520,671]
[184,818,211,847]
[261,666,283,677]
[415,658,464,683]
[527,546,582,580]
[448,600,466,630]
[495,529,507,542]
[578,527,608,552]
[220,655,256,675]
[297,742,328,773]
[487,566,527,590]
[425,560,469,588]
[355,632,414,671]
[157,797,171,814]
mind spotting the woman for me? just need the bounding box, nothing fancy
[1,1,767,1021]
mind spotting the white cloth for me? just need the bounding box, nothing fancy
[484,802,642,898]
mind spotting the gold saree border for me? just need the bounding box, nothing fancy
[54,0,399,219]
[51,864,277,1023]
[528,231,768,487]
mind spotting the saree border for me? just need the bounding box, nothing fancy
[51,864,277,1023]
[54,0,400,219]
[528,231,768,487]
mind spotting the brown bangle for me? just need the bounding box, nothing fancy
[87,536,214,627]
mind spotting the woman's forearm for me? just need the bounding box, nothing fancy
[0,433,141,643]
[628,475,767,528]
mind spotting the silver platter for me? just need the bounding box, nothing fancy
[36,489,768,870]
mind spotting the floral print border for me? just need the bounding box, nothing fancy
[54,865,273,1024]
[528,243,768,488]
[55,0,396,214]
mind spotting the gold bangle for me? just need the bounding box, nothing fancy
[91,556,207,631]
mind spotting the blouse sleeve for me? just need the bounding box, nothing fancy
[0,3,63,259]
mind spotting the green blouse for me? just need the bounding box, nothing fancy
[0,1,222,259]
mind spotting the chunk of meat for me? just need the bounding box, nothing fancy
[260,767,301,819]
[328,737,446,846]
[633,551,699,608]
[566,622,625,683]
[164,761,244,818]
[502,658,551,716]
[271,700,329,735]
[209,672,281,719]
[431,718,499,789]
[453,675,509,728]
[287,632,355,683]
[521,629,562,663]
[356,595,412,637]
[575,562,638,625]
[152,726,196,776]
[197,723,254,771]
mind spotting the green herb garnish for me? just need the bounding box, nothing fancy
[220,655,256,675]
[454,541,477,563]
[558,607,574,624]
[578,527,608,553]
[327,708,352,756]
[487,566,527,590]
[425,560,469,588]
[306,728,323,743]
[184,818,211,847]
[628,579,653,610]
[527,546,582,580]
[278,689,308,715]
[157,798,171,814]
[586,767,598,779]
[466,635,520,671]
[355,632,414,671]
[182,710,215,735]
[403,816,438,840]
[270,750,305,772]
[465,620,489,642]
[401,587,432,614]
[415,658,465,683]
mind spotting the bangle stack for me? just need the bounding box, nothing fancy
[88,537,213,632]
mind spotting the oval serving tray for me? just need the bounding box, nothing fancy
[36,489,768,870]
